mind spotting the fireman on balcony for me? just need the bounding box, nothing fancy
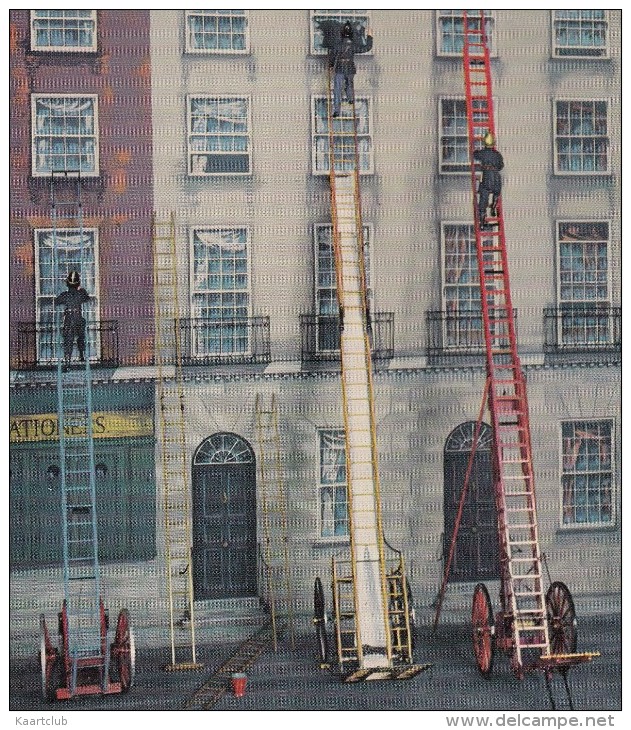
[320,19,373,118]
[473,132,504,230]
[54,270,91,366]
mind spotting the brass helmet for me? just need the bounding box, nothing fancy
[66,270,81,288]
[483,131,495,148]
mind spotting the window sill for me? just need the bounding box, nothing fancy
[312,537,350,549]
[556,523,617,534]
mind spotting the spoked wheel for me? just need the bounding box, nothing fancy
[113,609,135,692]
[40,614,60,702]
[546,581,577,655]
[472,583,495,678]
[313,577,329,666]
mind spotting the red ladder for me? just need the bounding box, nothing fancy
[463,10,549,671]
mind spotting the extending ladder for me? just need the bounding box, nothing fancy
[254,393,296,650]
[152,213,201,670]
[51,175,105,692]
[463,10,549,670]
[324,71,422,679]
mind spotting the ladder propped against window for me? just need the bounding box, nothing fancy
[323,67,426,681]
[51,173,104,692]
[255,393,296,650]
[463,8,551,674]
[432,13,598,692]
[152,213,202,671]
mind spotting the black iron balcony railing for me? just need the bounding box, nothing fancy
[300,312,394,363]
[544,305,621,355]
[178,316,271,366]
[426,309,518,364]
[12,320,119,371]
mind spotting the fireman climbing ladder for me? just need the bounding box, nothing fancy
[254,393,296,650]
[39,173,134,702]
[53,175,103,691]
[153,213,202,671]
[434,12,598,694]
[316,67,426,681]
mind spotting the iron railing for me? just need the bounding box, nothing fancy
[178,316,271,366]
[426,309,518,364]
[543,305,621,355]
[12,320,119,370]
[300,312,394,363]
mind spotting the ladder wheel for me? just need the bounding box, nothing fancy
[40,615,61,702]
[313,578,329,665]
[546,581,577,655]
[472,583,495,677]
[113,609,135,692]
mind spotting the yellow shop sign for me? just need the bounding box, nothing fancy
[9,411,154,443]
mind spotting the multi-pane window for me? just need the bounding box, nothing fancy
[440,98,469,174]
[312,97,373,174]
[561,420,613,526]
[31,95,99,177]
[188,96,251,176]
[319,429,349,538]
[557,221,611,346]
[310,9,371,54]
[552,10,608,58]
[30,10,97,52]
[443,224,482,349]
[190,228,250,356]
[315,224,371,352]
[35,228,99,362]
[436,10,495,56]
[554,100,609,174]
[185,10,249,53]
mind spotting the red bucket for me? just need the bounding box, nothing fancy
[231,672,247,697]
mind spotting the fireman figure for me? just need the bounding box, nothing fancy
[54,270,90,366]
[473,132,504,229]
[320,20,373,117]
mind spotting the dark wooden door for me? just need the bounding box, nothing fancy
[444,422,499,582]
[192,434,257,599]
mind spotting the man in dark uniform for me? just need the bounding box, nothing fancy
[322,20,373,117]
[54,270,90,365]
[473,132,504,229]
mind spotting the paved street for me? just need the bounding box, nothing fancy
[9,615,621,713]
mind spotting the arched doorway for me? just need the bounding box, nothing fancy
[443,421,499,582]
[192,433,257,599]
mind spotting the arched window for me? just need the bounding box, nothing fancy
[193,432,254,465]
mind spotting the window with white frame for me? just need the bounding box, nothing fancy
[312,97,373,175]
[190,228,250,356]
[561,420,613,526]
[31,95,99,177]
[35,228,99,362]
[440,98,470,174]
[318,429,349,538]
[554,100,609,174]
[185,10,249,53]
[436,10,495,57]
[315,224,371,352]
[310,9,372,54]
[30,10,97,52]
[552,10,608,58]
[188,96,251,176]
[557,221,611,346]
[443,223,482,349]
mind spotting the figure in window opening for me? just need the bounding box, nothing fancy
[319,19,373,118]
[54,270,91,367]
[473,131,504,230]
